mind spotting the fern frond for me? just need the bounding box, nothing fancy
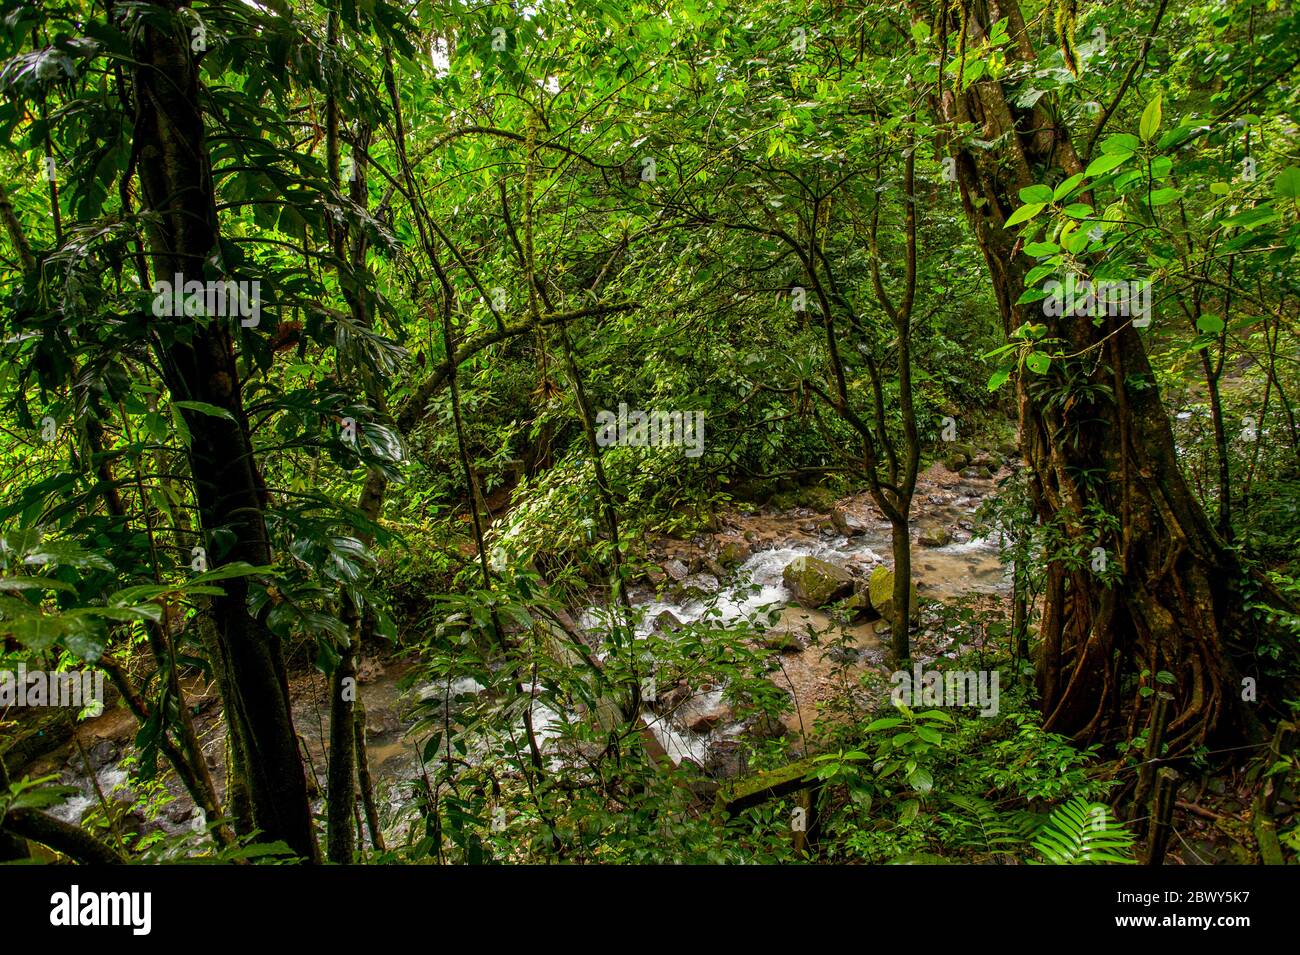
[945,794,1036,860]
[1032,797,1136,864]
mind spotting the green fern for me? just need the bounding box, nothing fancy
[944,794,1037,861]
[1031,798,1136,864]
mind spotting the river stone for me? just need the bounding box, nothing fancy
[356,657,385,683]
[831,507,868,537]
[84,738,118,771]
[679,692,733,734]
[868,565,920,624]
[782,555,855,608]
[661,558,689,581]
[744,712,788,740]
[755,626,804,653]
[716,537,752,568]
[676,572,719,602]
[834,585,879,622]
[652,609,685,634]
[943,451,969,473]
[919,526,952,548]
[366,707,402,736]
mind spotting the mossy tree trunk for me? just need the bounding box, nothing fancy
[927,0,1255,752]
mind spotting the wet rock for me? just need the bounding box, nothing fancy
[662,558,689,582]
[754,626,804,653]
[831,507,868,537]
[868,565,920,625]
[679,693,733,734]
[943,451,970,473]
[366,707,403,737]
[836,586,880,622]
[716,537,752,568]
[744,712,788,740]
[797,485,839,512]
[85,739,118,771]
[782,555,855,608]
[166,801,197,825]
[960,467,980,479]
[828,643,865,665]
[675,572,719,602]
[688,777,722,800]
[704,738,748,778]
[356,658,385,684]
[919,526,952,548]
[660,680,693,711]
[652,609,685,634]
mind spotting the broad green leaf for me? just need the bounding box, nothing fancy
[1084,151,1130,177]
[1018,184,1053,204]
[1139,95,1162,141]
[1004,202,1044,227]
[1025,352,1051,374]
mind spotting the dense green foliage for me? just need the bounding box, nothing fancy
[0,0,1297,866]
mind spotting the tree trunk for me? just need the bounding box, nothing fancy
[130,2,317,859]
[932,0,1256,752]
[891,518,913,662]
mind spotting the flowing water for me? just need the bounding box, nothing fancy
[26,475,1014,841]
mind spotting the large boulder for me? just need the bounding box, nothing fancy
[782,555,855,608]
[868,565,920,625]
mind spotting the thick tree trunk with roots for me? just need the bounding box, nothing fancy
[131,3,318,859]
[932,0,1257,753]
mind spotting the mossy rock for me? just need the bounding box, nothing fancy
[943,451,969,473]
[796,484,839,512]
[782,555,854,608]
[755,627,804,652]
[835,586,880,621]
[950,442,977,459]
[717,538,752,568]
[868,565,919,624]
[919,526,952,548]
